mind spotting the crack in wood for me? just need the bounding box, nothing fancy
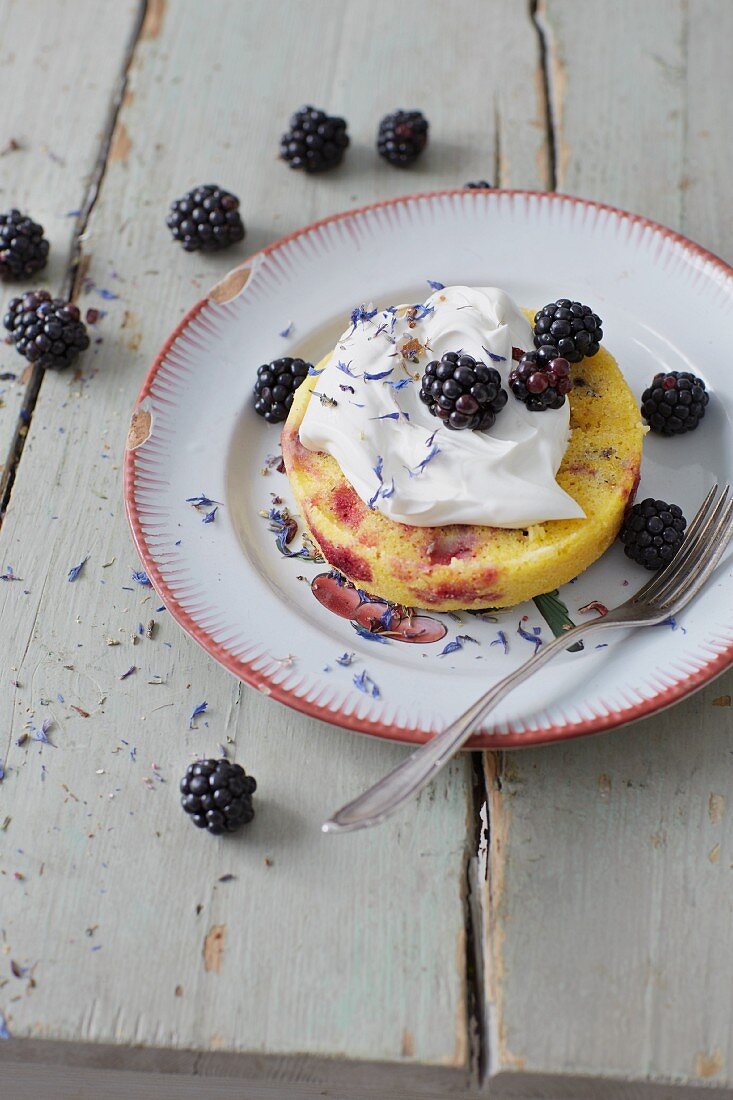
[464,752,490,1086]
[678,0,691,233]
[530,0,558,190]
[493,102,503,189]
[0,0,149,528]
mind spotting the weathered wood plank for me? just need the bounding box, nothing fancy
[0,0,548,1092]
[0,0,142,499]
[487,0,733,1093]
[539,0,688,225]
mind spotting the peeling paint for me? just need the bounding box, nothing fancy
[203,924,226,974]
[695,1048,723,1078]
[708,793,725,825]
[109,122,132,164]
[141,0,166,39]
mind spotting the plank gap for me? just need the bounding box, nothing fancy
[0,0,149,528]
[678,0,691,232]
[530,0,558,190]
[465,751,490,1087]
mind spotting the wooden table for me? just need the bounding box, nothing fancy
[1,3,731,1097]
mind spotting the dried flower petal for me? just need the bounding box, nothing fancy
[68,556,89,582]
[353,669,380,698]
[189,701,208,728]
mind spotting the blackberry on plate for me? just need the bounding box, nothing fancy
[464,180,493,189]
[620,498,687,570]
[377,110,429,167]
[640,370,709,436]
[419,352,508,431]
[3,290,89,370]
[533,298,603,363]
[166,184,245,252]
[280,105,349,173]
[0,209,49,279]
[180,758,256,835]
[253,357,311,423]
[509,351,572,411]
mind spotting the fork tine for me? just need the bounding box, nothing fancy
[658,498,733,612]
[647,485,730,606]
[660,503,730,624]
[632,483,720,604]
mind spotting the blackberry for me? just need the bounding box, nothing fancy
[280,106,349,173]
[620,498,687,570]
[463,180,493,189]
[377,110,429,167]
[3,290,89,370]
[0,209,49,279]
[254,357,311,423]
[509,351,572,411]
[180,758,256,835]
[166,184,245,252]
[419,352,508,431]
[533,299,603,363]
[640,370,709,436]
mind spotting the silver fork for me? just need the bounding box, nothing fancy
[323,484,733,834]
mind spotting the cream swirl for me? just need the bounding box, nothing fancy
[298,286,585,527]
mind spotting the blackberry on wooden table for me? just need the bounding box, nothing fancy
[180,759,256,835]
[0,209,49,279]
[166,184,245,252]
[3,290,89,370]
[377,110,429,167]
[280,106,349,172]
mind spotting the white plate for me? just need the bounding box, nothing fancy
[124,190,733,748]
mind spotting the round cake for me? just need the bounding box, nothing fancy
[281,290,644,611]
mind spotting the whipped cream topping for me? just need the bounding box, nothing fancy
[299,286,585,528]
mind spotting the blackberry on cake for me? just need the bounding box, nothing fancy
[464,180,493,189]
[620,498,687,570]
[254,357,311,423]
[280,106,349,172]
[377,110,429,167]
[0,209,49,279]
[180,758,256,835]
[509,351,572,411]
[3,290,90,370]
[166,184,245,252]
[283,288,645,610]
[419,352,508,430]
[640,370,709,435]
[533,299,603,363]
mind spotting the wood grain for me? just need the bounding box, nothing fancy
[487,1,733,1093]
[0,0,548,1093]
[0,0,142,500]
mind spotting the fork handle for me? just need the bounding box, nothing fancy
[323,615,622,833]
